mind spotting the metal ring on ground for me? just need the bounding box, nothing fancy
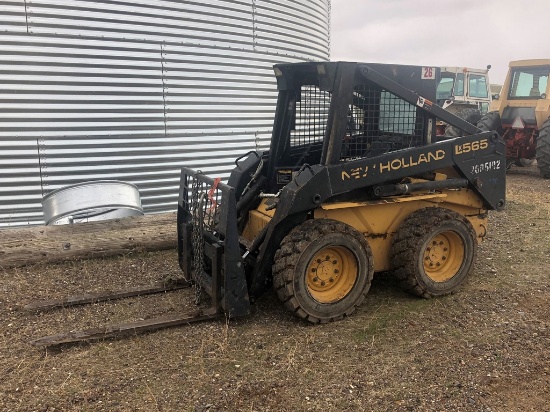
[42,180,143,225]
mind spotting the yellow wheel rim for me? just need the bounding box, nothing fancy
[423,231,464,282]
[306,246,358,303]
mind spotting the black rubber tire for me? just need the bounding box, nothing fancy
[272,219,374,323]
[478,111,511,167]
[536,117,550,178]
[444,108,482,137]
[391,208,477,299]
[477,111,503,134]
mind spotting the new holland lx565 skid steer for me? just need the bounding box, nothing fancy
[176,61,506,323]
[29,62,506,346]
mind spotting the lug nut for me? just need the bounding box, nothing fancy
[442,256,447,260]
[332,260,337,264]
[329,278,334,282]
[325,255,330,260]
[311,268,316,272]
[313,277,319,282]
[334,269,339,274]
[321,281,326,286]
[317,259,322,263]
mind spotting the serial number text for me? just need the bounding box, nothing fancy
[471,160,501,174]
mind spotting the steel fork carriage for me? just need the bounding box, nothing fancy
[177,167,251,317]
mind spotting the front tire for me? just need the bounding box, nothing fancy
[391,208,477,298]
[273,219,374,323]
[536,117,550,178]
[445,108,482,137]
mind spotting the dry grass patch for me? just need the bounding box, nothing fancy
[1,166,549,411]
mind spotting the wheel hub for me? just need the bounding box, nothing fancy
[306,246,357,303]
[424,237,449,267]
[423,232,464,282]
[309,254,340,290]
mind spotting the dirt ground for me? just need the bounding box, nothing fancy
[1,164,549,412]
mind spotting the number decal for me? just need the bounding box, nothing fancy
[422,67,436,79]
[471,160,501,174]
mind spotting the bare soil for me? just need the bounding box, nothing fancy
[1,164,549,412]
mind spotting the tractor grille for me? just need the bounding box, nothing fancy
[290,85,331,154]
[341,83,425,160]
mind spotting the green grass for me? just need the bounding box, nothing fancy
[352,298,432,343]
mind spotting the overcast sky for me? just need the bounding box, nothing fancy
[330,0,550,85]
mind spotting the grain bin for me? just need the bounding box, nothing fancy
[0,0,330,227]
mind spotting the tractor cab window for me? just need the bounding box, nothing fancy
[436,74,455,100]
[469,74,489,98]
[509,68,549,98]
[480,102,489,114]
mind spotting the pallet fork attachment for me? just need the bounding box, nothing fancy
[24,279,188,311]
[30,312,220,347]
[26,275,225,348]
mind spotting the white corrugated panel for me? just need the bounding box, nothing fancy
[0,0,330,226]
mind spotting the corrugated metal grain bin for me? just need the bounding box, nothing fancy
[0,0,331,227]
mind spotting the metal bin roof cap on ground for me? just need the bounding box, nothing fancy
[42,180,143,225]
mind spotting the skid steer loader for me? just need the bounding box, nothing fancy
[177,62,505,323]
[28,62,506,346]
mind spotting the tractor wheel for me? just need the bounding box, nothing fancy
[477,111,503,134]
[536,117,550,178]
[273,219,374,323]
[391,208,477,298]
[478,112,510,168]
[444,108,482,137]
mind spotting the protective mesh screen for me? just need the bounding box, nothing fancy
[341,83,425,160]
[183,172,224,236]
[290,86,331,155]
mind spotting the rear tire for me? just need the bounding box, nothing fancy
[273,219,374,323]
[478,112,512,168]
[477,111,503,134]
[391,208,477,298]
[444,108,482,137]
[536,118,550,178]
